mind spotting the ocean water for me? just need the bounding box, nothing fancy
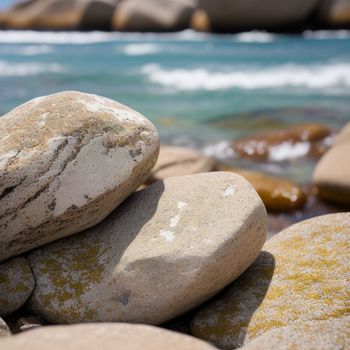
[0,29,350,180]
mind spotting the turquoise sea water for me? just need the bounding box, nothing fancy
[0,29,350,179]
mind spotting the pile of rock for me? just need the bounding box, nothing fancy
[0,91,349,349]
[0,0,349,32]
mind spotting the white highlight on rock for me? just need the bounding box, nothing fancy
[37,112,49,127]
[160,201,189,241]
[223,184,236,197]
[160,230,175,242]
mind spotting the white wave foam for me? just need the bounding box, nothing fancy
[268,142,310,161]
[234,31,276,43]
[4,45,53,56]
[304,30,350,40]
[141,63,350,91]
[120,43,160,56]
[0,61,65,77]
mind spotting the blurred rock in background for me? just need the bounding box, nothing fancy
[0,0,350,32]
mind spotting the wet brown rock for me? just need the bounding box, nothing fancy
[192,0,319,32]
[316,0,350,28]
[240,316,350,350]
[113,0,196,32]
[216,164,306,212]
[232,123,331,161]
[0,257,35,316]
[0,323,217,350]
[0,91,159,262]
[147,145,215,184]
[190,213,350,349]
[27,172,266,324]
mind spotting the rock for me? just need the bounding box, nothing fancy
[334,121,350,146]
[0,318,11,337]
[190,213,350,349]
[315,0,350,28]
[192,0,319,32]
[0,0,118,30]
[313,125,350,205]
[113,0,196,32]
[27,172,267,324]
[240,316,350,350]
[0,91,159,262]
[232,123,331,161]
[14,316,43,333]
[147,145,215,184]
[216,164,306,212]
[0,257,35,316]
[0,323,217,350]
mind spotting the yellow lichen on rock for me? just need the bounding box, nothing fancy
[0,257,35,316]
[190,213,350,349]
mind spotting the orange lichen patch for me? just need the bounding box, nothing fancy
[0,257,35,316]
[190,213,350,349]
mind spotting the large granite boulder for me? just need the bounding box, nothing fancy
[191,0,319,32]
[0,0,118,30]
[0,91,159,262]
[190,213,350,349]
[27,172,267,324]
[0,323,217,350]
[0,257,35,317]
[113,0,196,32]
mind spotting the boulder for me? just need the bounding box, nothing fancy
[27,172,267,324]
[190,213,350,349]
[113,0,196,32]
[147,145,215,184]
[240,316,350,350]
[191,0,319,32]
[232,123,331,161]
[0,257,35,316]
[0,0,118,30]
[313,123,350,205]
[0,323,217,350]
[315,0,350,28]
[0,91,159,262]
[0,318,11,337]
[216,164,306,212]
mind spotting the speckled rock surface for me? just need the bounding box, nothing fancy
[240,316,350,350]
[0,318,11,337]
[0,91,159,262]
[0,323,217,350]
[27,172,267,324]
[147,145,215,184]
[190,213,350,349]
[313,141,350,205]
[0,257,35,316]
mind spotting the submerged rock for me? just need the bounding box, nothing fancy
[0,323,217,350]
[0,257,35,316]
[240,316,350,350]
[313,123,350,206]
[0,91,159,262]
[27,172,267,324]
[216,164,306,212]
[232,123,331,161]
[0,318,11,337]
[190,213,350,349]
[147,145,215,184]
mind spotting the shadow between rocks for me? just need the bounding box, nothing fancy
[79,1,116,30]
[163,251,275,349]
